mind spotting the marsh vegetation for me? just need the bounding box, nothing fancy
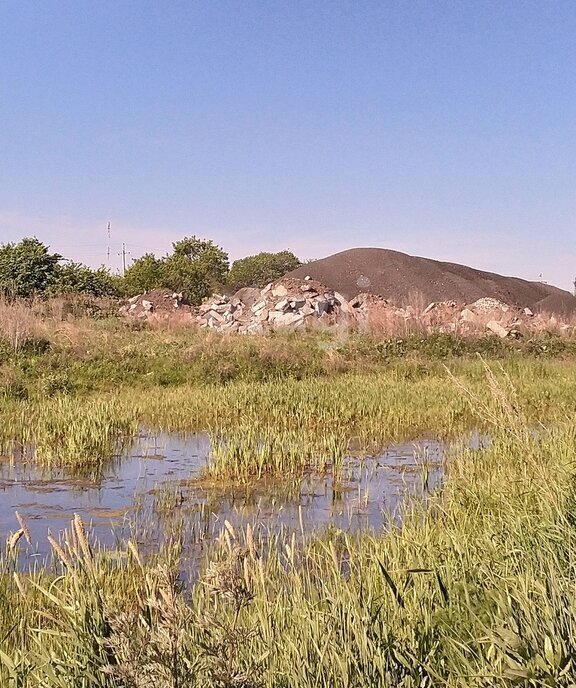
[2,303,576,685]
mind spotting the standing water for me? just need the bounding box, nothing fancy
[0,432,464,563]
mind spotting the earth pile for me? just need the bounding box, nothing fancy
[286,248,576,315]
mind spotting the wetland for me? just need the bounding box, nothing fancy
[2,314,576,686]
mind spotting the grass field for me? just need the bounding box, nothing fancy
[2,306,576,685]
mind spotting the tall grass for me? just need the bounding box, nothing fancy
[0,300,48,353]
[3,371,576,685]
[0,396,136,474]
[1,296,576,399]
[1,358,575,476]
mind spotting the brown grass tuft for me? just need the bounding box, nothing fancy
[0,299,47,352]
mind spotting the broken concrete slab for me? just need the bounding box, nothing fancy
[486,320,510,338]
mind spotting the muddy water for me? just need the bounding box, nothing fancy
[0,433,465,563]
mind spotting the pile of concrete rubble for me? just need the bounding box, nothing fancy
[196,277,356,334]
[121,279,574,337]
[423,298,534,338]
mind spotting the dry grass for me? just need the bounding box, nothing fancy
[362,307,428,337]
[0,299,48,352]
[403,287,428,315]
[0,296,576,359]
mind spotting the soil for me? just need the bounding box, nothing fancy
[119,289,192,318]
[286,248,576,315]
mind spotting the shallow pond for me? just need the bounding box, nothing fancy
[0,432,480,564]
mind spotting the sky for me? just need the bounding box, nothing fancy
[1,1,575,290]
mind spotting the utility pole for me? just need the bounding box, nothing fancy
[118,243,130,276]
[106,222,111,264]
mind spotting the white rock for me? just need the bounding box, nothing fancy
[278,313,305,327]
[206,310,225,322]
[246,323,264,334]
[471,297,509,314]
[333,292,355,315]
[275,299,290,311]
[251,301,267,313]
[486,320,509,338]
[271,285,288,297]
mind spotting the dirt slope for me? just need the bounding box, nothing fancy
[286,248,576,314]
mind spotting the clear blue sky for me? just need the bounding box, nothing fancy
[1,1,575,289]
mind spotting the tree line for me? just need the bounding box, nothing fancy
[0,237,302,305]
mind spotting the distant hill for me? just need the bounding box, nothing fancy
[286,248,576,314]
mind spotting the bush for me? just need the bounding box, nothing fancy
[0,237,61,298]
[0,237,120,300]
[227,250,302,290]
[122,236,229,304]
[49,262,119,297]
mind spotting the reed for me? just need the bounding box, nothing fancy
[0,356,575,478]
[3,370,576,685]
[3,306,576,683]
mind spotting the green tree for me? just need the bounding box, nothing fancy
[122,237,229,305]
[50,262,119,297]
[169,236,229,287]
[160,255,210,304]
[0,237,61,298]
[227,250,302,291]
[122,253,165,296]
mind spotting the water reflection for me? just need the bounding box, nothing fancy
[0,432,464,562]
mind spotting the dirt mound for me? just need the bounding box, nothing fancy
[286,248,576,315]
[533,293,576,317]
[119,289,191,319]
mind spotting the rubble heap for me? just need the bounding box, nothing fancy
[466,297,511,314]
[196,277,357,334]
[120,283,575,338]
